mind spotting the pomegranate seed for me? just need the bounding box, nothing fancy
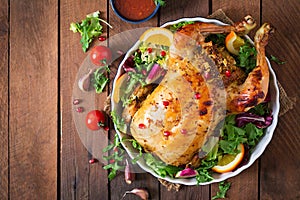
[138,123,147,129]
[160,51,166,57]
[89,158,98,164]
[163,131,171,137]
[194,93,201,99]
[73,99,80,105]
[162,101,169,107]
[98,36,106,41]
[109,159,115,164]
[76,107,84,113]
[204,72,210,79]
[180,129,187,135]
[103,126,109,131]
[147,48,152,53]
[225,70,231,77]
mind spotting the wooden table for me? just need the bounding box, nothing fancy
[1,0,299,199]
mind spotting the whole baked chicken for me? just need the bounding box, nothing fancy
[128,16,274,167]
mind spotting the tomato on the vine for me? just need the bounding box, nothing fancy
[85,110,106,130]
[90,45,112,66]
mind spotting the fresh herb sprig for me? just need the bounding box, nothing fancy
[154,0,166,7]
[102,134,125,181]
[70,11,112,52]
[212,181,231,199]
[270,55,286,65]
[102,133,144,181]
[92,65,110,93]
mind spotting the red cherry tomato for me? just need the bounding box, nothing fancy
[90,45,112,66]
[85,110,106,130]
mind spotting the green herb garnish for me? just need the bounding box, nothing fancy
[154,0,166,6]
[270,55,286,65]
[169,21,195,32]
[102,134,125,181]
[111,110,127,133]
[102,133,145,181]
[144,153,183,178]
[195,160,216,184]
[122,138,143,163]
[237,42,257,73]
[205,34,226,46]
[70,11,112,52]
[92,66,109,93]
[212,181,231,199]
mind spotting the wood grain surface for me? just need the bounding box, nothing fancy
[1,0,299,199]
[8,0,58,199]
[0,0,9,199]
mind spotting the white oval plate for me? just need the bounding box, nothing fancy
[111,17,280,185]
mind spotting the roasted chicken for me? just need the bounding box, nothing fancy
[128,16,274,167]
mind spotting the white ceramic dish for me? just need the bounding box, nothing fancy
[111,17,280,185]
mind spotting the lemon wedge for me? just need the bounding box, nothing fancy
[139,27,173,47]
[212,143,245,173]
[225,31,245,55]
[113,73,129,103]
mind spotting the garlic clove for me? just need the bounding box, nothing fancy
[125,159,135,184]
[121,188,149,200]
[78,68,94,92]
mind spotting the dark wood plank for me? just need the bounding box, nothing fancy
[159,0,210,24]
[9,0,58,199]
[60,0,110,199]
[211,164,259,200]
[159,1,210,199]
[0,0,9,198]
[212,0,260,24]
[108,4,160,200]
[211,1,261,199]
[260,0,300,199]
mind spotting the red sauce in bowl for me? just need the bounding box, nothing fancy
[114,0,157,21]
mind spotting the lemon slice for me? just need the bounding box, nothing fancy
[113,73,129,103]
[139,27,173,47]
[212,143,245,173]
[225,31,245,55]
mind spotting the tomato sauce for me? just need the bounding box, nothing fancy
[114,0,157,21]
